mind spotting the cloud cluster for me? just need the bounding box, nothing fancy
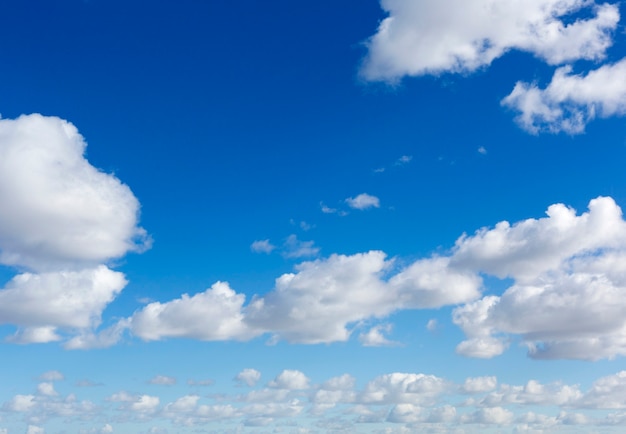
[361,0,625,133]
[125,195,626,360]
[127,249,479,345]
[452,196,626,360]
[0,114,149,346]
[361,0,618,80]
[6,368,626,431]
[503,60,626,134]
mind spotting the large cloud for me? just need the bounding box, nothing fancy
[0,114,149,345]
[360,0,618,81]
[0,114,149,271]
[452,197,626,360]
[128,251,480,344]
[502,59,626,134]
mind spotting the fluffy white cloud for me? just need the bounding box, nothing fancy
[268,370,310,390]
[345,193,380,210]
[361,0,619,81]
[503,59,626,134]
[461,376,498,394]
[37,382,57,397]
[129,281,254,342]
[450,196,626,281]
[452,197,626,360]
[235,369,261,387]
[460,407,515,424]
[0,114,149,347]
[0,114,149,271]
[359,323,398,347]
[0,266,127,344]
[359,373,448,405]
[245,251,394,343]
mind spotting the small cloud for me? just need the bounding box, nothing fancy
[148,375,176,386]
[395,155,413,165]
[37,382,57,396]
[359,324,400,347]
[320,202,337,214]
[282,235,320,259]
[478,146,487,155]
[234,368,261,387]
[346,193,380,210]
[373,167,386,173]
[300,221,313,231]
[426,319,438,332]
[251,239,276,254]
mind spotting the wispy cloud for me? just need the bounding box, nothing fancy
[346,193,380,210]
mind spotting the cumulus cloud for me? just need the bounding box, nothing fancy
[235,369,261,387]
[245,251,396,343]
[1,266,127,344]
[0,114,149,271]
[359,323,399,347]
[503,59,626,134]
[0,114,149,346]
[345,193,380,210]
[129,281,255,342]
[452,197,626,360]
[361,0,619,81]
[268,370,310,390]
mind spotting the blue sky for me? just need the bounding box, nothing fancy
[3,0,626,432]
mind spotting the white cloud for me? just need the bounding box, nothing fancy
[149,375,176,386]
[130,395,160,414]
[389,256,482,308]
[37,382,57,396]
[426,319,438,332]
[0,266,127,344]
[0,114,149,271]
[478,146,487,155]
[0,114,149,347]
[503,59,626,134]
[359,373,448,405]
[129,281,255,342]
[361,0,619,81]
[282,234,320,259]
[27,426,45,434]
[460,407,514,425]
[246,251,395,343]
[250,239,276,254]
[451,197,626,360]
[462,376,498,394]
[4,394,36,412]
[235,369,261,387]
[268,370,310,390]
[359,323,399,347]
[450,196,626,282]
[345,193,380,210]
[395,155,412,165]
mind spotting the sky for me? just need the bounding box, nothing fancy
[3,0,626,432]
